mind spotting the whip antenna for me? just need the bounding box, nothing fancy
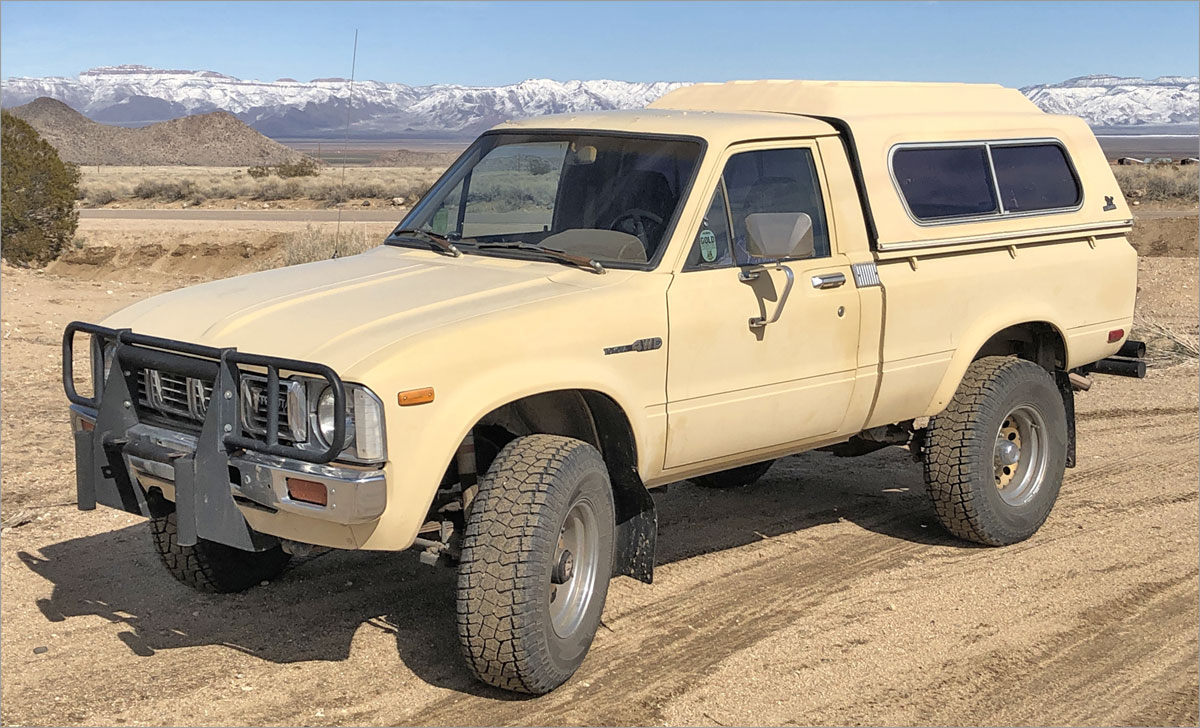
[334,29,358,252]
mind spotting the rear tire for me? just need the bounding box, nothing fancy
[456,434,615,695]
[923,356,1068,546]
[690,459,775,489]
[150,510,290,593]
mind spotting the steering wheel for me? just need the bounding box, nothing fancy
[608,209,665,252]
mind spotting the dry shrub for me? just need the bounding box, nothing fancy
[84,184,120,206]
[77,165,444,206]
[253,179,302,201]
[133,178,199,201]
[278,224,376,266]
[1114,164,1199,202]
[274,157,320,178]
[1133,314,1199,367]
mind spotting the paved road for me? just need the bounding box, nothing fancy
[79,208,406,222]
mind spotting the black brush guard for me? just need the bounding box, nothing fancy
[63,321,348,552]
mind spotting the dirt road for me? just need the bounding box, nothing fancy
[1,254,1196,726]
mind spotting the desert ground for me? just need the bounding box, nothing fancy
[0,197,1197,726]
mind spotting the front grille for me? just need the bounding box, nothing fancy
[137,368,304,442]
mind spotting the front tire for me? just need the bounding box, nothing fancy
[150,510,290,593]
[456,434,615,695]
[923,356,1068,546]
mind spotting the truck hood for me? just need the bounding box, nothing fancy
[102,246,595,375]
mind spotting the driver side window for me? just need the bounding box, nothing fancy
[684,147,831,270]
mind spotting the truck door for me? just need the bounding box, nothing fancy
[664,142,862,469]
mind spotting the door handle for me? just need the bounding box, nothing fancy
[811,272,846,290]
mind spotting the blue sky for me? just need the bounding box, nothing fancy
[1,1,1197,88]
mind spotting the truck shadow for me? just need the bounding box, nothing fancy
[16,448,972,698]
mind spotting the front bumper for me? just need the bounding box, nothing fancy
[71,408,386,527]
[64,322,385,552]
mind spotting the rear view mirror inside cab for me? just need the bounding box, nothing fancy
[745,212,814,260]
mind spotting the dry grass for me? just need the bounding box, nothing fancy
[276,223,378,267]
[1114,164,1199,202]
[78,165,443,207]
[1134,314,1200,367]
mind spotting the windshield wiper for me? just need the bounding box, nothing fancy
[387,228,462,257]
[473,242,606,275]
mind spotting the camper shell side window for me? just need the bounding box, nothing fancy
[889,139,1083,225]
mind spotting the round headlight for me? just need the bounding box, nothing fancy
[316,386,354,448]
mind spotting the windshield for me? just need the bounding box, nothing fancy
[394,132,703,267]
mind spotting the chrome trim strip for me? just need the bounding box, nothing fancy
[850,262,881,287]
[879,219,1133,252]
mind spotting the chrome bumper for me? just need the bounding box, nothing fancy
[72,407,386,526]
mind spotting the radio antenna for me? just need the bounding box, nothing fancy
[334,29,358,252]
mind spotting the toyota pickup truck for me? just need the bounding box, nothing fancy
[63,80,1145,695]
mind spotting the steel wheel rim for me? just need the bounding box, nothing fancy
[994,403,1049,506]
[548,496,600,638]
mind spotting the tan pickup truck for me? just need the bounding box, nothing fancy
[64,80,1144,694]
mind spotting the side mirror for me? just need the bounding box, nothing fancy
[744,212,814,261]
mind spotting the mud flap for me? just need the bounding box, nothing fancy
[1055,370,1077,469]
[612,479,657,584]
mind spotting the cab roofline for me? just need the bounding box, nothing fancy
[491,108,837,141]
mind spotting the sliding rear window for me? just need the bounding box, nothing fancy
[891,140,1081,223]
[892,146,997,220]
[991,143,1081,212]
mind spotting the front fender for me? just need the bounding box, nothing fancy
[356,361,658,551]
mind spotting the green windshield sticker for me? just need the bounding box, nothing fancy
[432,207,448,236]
[698,228,718,262]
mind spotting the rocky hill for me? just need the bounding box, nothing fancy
[1020,75,1199,128]
[5,97,303,165]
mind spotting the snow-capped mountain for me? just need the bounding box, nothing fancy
[1020,75,1198,128]
[0,65,687,137]
[2,66,1196,137]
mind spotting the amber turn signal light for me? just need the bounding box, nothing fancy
[286,477,328,507]
[1107,328,1125,343]
[398,387,435,406]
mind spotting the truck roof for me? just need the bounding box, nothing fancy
[649,79,1042,118]
[495,108,838,145]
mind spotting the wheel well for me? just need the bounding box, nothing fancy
[974,322,1066,371]
[469,390,656,583]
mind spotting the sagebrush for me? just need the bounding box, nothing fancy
[80,165,438,207]
[1114,164,1199,202]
